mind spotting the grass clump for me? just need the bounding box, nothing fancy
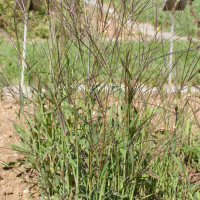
[0,0,200,199]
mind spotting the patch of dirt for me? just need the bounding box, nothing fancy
[179,163,200,192]
[0,96,40,200]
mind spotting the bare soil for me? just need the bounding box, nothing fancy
[0,97,40,200]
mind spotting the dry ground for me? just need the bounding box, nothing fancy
[0,95,40,200]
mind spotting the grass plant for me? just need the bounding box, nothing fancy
[0,0,200,199]
[1,37,200,85]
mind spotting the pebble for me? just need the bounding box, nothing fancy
[23,189,30,194]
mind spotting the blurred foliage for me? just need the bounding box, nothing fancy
[0,0,48,38]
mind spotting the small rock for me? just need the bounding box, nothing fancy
[44,105,48,109]
[23,188,30,193]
